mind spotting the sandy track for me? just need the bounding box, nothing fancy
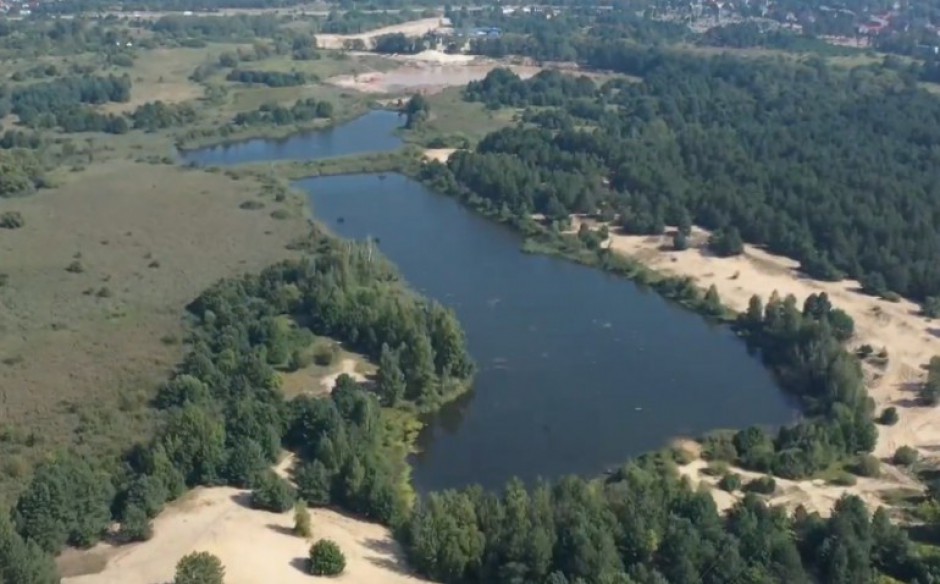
[319,357,369,391]
[63,485,431,584]
[317,18,450,50]
[570,219,938,511]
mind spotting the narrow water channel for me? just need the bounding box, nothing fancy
[181,112,796,492]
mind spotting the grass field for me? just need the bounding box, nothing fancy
[0,161,309,503]
[403,86,519,146]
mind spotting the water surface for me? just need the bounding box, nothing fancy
[301,173,796,492]
[179,109,403,166]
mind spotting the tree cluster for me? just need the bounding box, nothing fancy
[9,232,474,554]
[403,454,939,583]
[233,97,333,127]
[438,54,940,306]
[226,68,306,87]
[130,100,198,131]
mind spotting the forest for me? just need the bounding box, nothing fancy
[447,57,940,307]
[9,231,473,553]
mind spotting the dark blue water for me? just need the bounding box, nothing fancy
[301,173,796,492]
[181,111,795,492]
[178,109,404,166]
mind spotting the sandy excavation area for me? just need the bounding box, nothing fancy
[571,219,940,511]
[316,17,451,50]
[329,60,539,95]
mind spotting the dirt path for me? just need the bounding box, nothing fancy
[572,220,938,511]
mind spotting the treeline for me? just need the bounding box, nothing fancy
[233,97,333,126]
[130,100,197,131]
[1,74,131,131]
[149,14,283,42]
[402,453,940,584]
[372,32,432,55]
[226,68,306,87]
[451,58,940,306]
[0,130,42,150]
[11,233,473,554]
[465,68,596,108]
[699,22,860,55]
[316,8,421,35]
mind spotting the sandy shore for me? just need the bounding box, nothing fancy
[571,219,938,510]
[328,60,539,95]
[422,148,457,163]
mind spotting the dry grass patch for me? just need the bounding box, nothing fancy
[0,161,306,501]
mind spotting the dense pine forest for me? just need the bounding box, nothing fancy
[431,53,940,307]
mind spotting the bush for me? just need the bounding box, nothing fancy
[312,343,336,367]
[65,260,84,273]
[701,431,737,462]
[118,505,153,543]
[0,211,24,229]
[309,539,346,576]
[239,200,265,210]
[701,461,729,477]
[879,407,899,425]
[893,445,919,466]
[294,501,312,537]
[250,471,296,512]
[853,454,881,477]
[174,551,225,584]
[827,471,857,486]
[743,476,776,494]
[718,473,741,492]
[270,209,291,220]
[288,348,312,371]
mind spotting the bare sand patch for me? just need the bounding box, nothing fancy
[677,459,912,517]
[316,18,451,50]
[61,485,432,584]
[328,61,540,95]
[422,148,457,163]
[571,218,939,512]
[319,357,369,391]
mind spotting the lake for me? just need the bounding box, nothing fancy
[184,111,796,492]
[178,109,403,167]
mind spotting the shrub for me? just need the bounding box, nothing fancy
[828,471,857,486]
[702,461,729,477]
[879,407,899,425]
[312,343,336,367]
[288,348,312,371]
[743,476,776,494]
[96,287,112,298]
[293,501,312,537]
[893,445,919,466]
[239,200,265,210]
[853,454,881,477]
[270,209,291,220]
[0,211,24,229]
[118,505,153,543]
[250,471,296,512]
[174,551,224,584]
[718,473,741,492]
[309,539,346,576]
[701,431,737,462]
[65,260,84,273]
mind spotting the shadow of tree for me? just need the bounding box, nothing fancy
[362,537,414,577]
